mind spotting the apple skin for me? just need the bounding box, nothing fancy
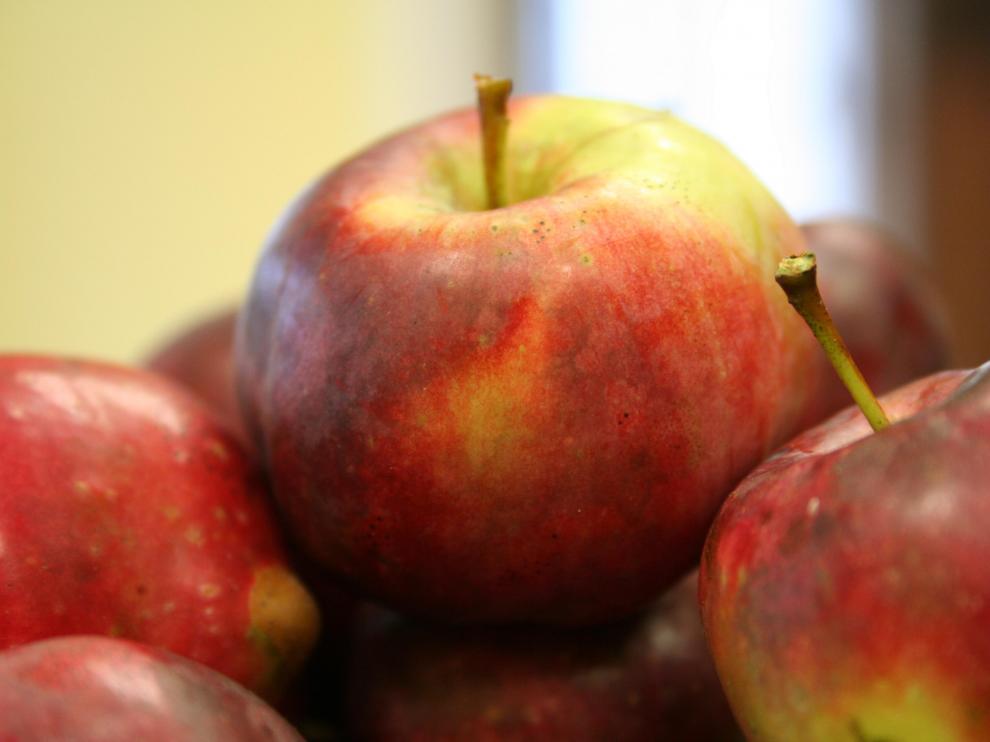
[236,95,821,624]
[0,356,320,700]
[146,307,246,443]
[147,312,360,719]
[347,570,742,742]
[700,363,990,741]
[796,218,952,428]
[0,636,303,741]
[146,310,356,629]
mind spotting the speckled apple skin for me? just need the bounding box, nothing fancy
[347,570,742,742]
[237,95,821,624]
[0,636,303,741]
[701,365,990,741]
[0,356,319,698]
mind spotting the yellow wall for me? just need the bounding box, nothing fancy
[1,0,513,362]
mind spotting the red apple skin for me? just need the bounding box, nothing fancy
[147,312,360,725]
[0,636,303,741]
[236,96,821,624]
[797,219,952,428]
[146,308,246,442]
[0,356,320,700]
[700,364,990,740]
[145,310,357,628]
[347,571,742,742]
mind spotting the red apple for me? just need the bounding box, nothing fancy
[146,307,245,442]
[700,362,990,740]
[347,571,741,741]
[236,92,821,624]
[796,218,952,427]
[0,636,303,741]
[0,355,320,699]
[146,310,360,664]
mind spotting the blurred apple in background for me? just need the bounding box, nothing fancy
[347,571,741,741]
[0,356,319,700]
[797,218,952,428]
[236,91,822,625]
[146,308,245,443]
[0,636,304,741]
[701,363,990,741]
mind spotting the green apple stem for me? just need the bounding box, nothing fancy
[776,253,891,432]
[474,73,512,210]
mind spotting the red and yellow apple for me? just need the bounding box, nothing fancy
[0,636,304,741]
[0,356,319,699]
[236,94,821,623]
[700,363,990,741]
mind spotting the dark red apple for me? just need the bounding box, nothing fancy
[0,636,303,741]
[797,218,952,427]
[235,92,821,624]
[347,571,741,741]
[700,363,990,740]
[0,355,319,699]
[146,308,245,442]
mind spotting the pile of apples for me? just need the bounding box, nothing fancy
[2,75,982,741]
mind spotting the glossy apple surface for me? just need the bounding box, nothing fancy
[236,95,820,624]
[796,218,952,427]
[146,307,245,442]
[700,364,990,741]
[0,356,319,699]
[347,571,741,741]
[0,636,303,741]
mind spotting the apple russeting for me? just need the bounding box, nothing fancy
[235,78,822,624]
[700,254,990,741]
[0,355,319,699]
[0,636,304,741]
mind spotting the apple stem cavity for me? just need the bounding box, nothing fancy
[776,253,891,432]
[474,73,512,210]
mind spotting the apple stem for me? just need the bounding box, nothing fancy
[474,73,512,210]
[776,253,891,432]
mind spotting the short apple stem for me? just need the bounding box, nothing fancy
[776,254,891,432]
[474,73,512,210]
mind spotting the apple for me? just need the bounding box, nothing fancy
[0,355,320,699]
[796,218,952,427]
[700,366,990,740]
[235,85,821,624]
[347,571,742,741]
[0,636,304,741]
[146,310,359,653]
[146,307,246,442]
[700,254,990,740]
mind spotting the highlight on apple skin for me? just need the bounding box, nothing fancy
[235,94,823,625]
[0,355,320,700]
[0,635,304,742]
[700,363,990,741]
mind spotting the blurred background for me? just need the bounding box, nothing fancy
[2,0,988,365]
